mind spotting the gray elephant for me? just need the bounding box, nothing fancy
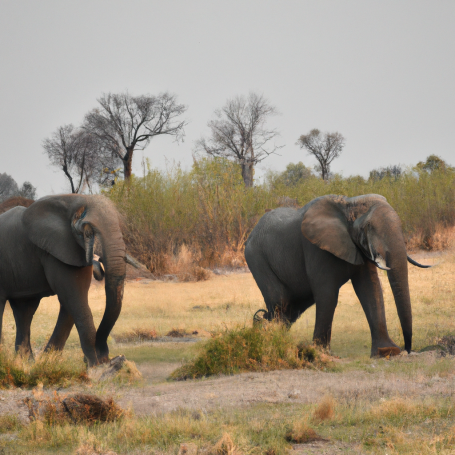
[0,194,126,366]
[245,194,430,356]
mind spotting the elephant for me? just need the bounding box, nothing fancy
[245,194,430,356]
[0,194,126,366]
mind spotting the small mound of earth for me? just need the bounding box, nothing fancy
[166,328,190,338]
[88,355,142,383]
[25,392,124,424]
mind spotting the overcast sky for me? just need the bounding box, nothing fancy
[1,1,454,196]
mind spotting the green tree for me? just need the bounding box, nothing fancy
[416,155,453,173]
[275,162,313,186]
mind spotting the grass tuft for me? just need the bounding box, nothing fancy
[166,328,191,338]
[209,432,240,455]
[0,348,87,388]
[0,414,23,433]
[169,323,333,380]
[112,327,157,343]
[312,396,335,422]
[284,422,325,444]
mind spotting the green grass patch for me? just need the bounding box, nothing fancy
[0,348,87,388]
[110,342,199,365]
[0,414,23,433]
[169,323,333,380]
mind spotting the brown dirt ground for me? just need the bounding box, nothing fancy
[1,351,449,427]
[116,352,454,417]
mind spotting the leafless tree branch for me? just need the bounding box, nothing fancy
[297,129,345,181]
[195,92,282,187]
[83,92,187,180]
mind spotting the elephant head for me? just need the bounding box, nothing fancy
[301,194,429,353]
[22,194,126,362]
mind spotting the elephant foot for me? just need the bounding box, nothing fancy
[377,346,401,357]
[371,339,401,357]
[97,356,110,365]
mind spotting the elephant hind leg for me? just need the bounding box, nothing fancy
[312,287,339,349]
[250,265,293,323]
[9,298,41,358]
[45,302,74,352]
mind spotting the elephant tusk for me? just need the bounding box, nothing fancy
[368,239,391,270]
[407,255,433,268]
[375,258,391,271]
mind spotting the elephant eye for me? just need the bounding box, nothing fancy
[80,209,87,220]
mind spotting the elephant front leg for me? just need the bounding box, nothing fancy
[44,258,98,366]
[312,289,339,349]
[45,302,75,352]
[351,262,400,357]
[9,298,40,358]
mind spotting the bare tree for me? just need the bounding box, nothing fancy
[0,173,19,201]
[83,92,187,180]
[43,124,115,193]
[195,92,282,187]
[297,129,345,181]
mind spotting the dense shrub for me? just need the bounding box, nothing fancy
[108,158,455,276]
[169,323,332,379]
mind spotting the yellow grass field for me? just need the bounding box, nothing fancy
[1,251,455,455]
[1,251,453,358]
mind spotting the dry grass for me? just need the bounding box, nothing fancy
[209,432,241,455]
[407,225,455,251]
[112,328,157,343]
[1,251,455,454]
[0,414,23,433]
[312,396,335,422]
[284,422,325,444]
[0,348,87,389]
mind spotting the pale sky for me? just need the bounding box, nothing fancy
[1,1,454,196]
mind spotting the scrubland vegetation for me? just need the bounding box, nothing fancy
[1,247,455,453]
[1,155,455,454]
[109,157,455,277]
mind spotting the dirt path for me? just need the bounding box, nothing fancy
[2,352,453,424]
[116,352,455,416]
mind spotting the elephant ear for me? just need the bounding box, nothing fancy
[301,196,364,265]
[22,196,87,267]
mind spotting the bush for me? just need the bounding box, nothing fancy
[169,323,332,380]
[107,157,455,277]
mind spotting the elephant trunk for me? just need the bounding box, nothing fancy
[94,216,126,363]
[386,241,412,353]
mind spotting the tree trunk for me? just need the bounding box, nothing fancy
[321,164,328,181]
[123,148,134,180]
[62,164,76,193]
[241,162,254,187]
